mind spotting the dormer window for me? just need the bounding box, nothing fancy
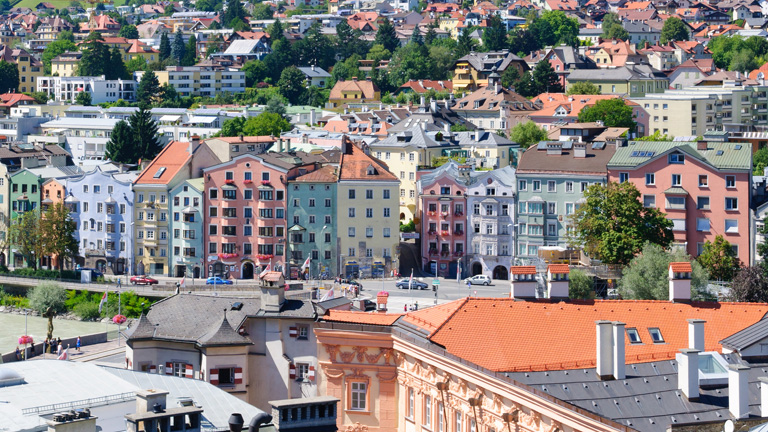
[366,165,377,175]
[669,153,685,164]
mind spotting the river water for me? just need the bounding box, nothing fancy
[0,313,119,355]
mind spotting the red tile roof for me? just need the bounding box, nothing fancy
[428,298,768,372]
[402,299,467,335]
[669,262,693,272]
[548,264,570,274]
[134,141,191,185]
[0,93,34,107]
[262,271,283,282]
[324,310,403,325]
[511,266,537,275]
[338,139,397,181]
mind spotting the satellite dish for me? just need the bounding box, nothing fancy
[724,420,734,432]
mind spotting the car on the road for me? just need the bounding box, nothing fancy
[361,299,376,311]
[206,276,233,285]
[463,275,492,286]
[395,278,429,290]
[130,275,159,285]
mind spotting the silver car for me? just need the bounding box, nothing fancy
[463,275,491,286]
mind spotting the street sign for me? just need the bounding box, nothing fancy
[432,279,440,285]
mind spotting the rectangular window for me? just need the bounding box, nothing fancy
[672,219,686,231]
[698,175,708,187]
[424,395,432,427]
[645,173,655,185]
[725,197,738,210]
[532,181,540,192]
[518,180,527,190]
[726,175,736,188]
[349,208,355,217]
[348,227,355,237]
[697,196,710,210]
[350,382,367,411]
[669,153,684,164]
[672,174,681,186]
[547,180,556,192]
[666,196,685,209]
[348,189,356,199]
[366,189,373,199]
[408,388,414,418]
[383,189,390,199]
[697,218,710,231]
[725,219,738,233]
[643,195,655,208]
[619,173,629,183]
[455,412,462,432]
[366,208,373,218]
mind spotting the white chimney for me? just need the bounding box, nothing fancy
[677,348,700,401]
[510,266,537,299]
[729,364,751,419]
[613,321,625,380]
[688,319,705,351]
[475,129,481,142]
[669,262,692,302]
[760,377,768,417]
[546,264,569,299]
[573,142,587,158]
[596,320,613,380]
[430,98,437,113]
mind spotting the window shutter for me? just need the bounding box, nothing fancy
[289,326,298,338]
[185,364,193,378]
[289,363,296,380]
[308,365,315,381]
[149,365,157,374]
[234,367,243,384]
[165,362,173,375]
[210,368,219,385]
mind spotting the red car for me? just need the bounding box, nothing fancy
[130,275,159,285]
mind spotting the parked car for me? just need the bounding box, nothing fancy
[130,275,158,285]
[463,275,492,286]
[206,276,233,285]
[361,299,376,311]
[78,268,103,279]
[395,278,429,290]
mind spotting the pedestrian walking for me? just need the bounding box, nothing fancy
[43,338,49,354]
[15,346,20,361]
[76,336,81,352]
[56,342,63,356]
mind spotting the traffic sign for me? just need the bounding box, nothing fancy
[432,279,440,285]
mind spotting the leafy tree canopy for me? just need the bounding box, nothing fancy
[510,121,547,148]
[566,81,601,95]
[697,235,740,281]
[619,242,709,300]
[577,98,636,131]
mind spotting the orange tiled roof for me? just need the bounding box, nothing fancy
[338,139,397,181]
[402,299,467,335]
[428,298,768,372]
[262,271,283,282]
[669,262,693,272]
[0,93,34,107]
[511,266,536,275]
[548,264,570,274]
[325,310,403,325]
[134,141,192,185]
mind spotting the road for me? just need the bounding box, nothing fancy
[359,276,510,312]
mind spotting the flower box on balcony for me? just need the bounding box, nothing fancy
[225,179,235,185]
[261,180,271,186]
[441,212,449,217]
[428,249,438,255]
[440,230,450,236]
[256,254,274,261]
[427,211,436,216]
[218,252,239,259]
[244,179,253,184]
[454,212,464,217]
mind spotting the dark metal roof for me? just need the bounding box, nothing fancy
[720,318,768,351]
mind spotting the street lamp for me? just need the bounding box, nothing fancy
[23,308,29,361]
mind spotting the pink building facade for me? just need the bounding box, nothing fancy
[419,168,468,279]
[607,141,751,265]
[203,153,319,279]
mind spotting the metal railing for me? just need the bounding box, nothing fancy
[22,391,136,415]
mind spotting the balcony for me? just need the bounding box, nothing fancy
[84,248,106,257]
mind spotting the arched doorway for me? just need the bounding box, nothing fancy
[492,265,508,280]
[213,262,226,277]
[471,262,482,276]
[175,265,185,277]
[96,259,107,273]
[137,261,145,275]
[193,267,201,278]
[242,262,254,279]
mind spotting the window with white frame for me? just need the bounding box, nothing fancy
[643,195,656,208]
[725,197,738,210]
[672,174,681,186]
[726,175,735,187]
[349,382,367,411]
[645,173,655,185]
[696,218,710,231]
[423,395,432,427]
[725,219,738,233]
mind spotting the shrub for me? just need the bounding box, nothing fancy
[28,282,67,314]
[0,292,29,308]
[73,302,101,321]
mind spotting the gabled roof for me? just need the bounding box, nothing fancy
[548,264,570,274]
[134,140,191,185]
[720,318,768,351]
[669,262,692,272]
[338,138,397,181]
[329,78,380,101]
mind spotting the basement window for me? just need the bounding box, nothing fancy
[626,328,642,344]
[648,328,664,343]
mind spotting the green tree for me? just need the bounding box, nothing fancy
[660,16,689,43]
[708,36,745,69]
[243,112,292,136]
[28,282,67,314]
[105,120,135,163]
[367,44,392,62]
[278,66,307,104]
[163,4,175,15]
[294,22,334,70]
[59,30,75,42]
[263,38,294,81]
[130,105,161,161]
[8,210,42,269]
[39,203,78,273]
[697,235,740,281]
[601,13,629,41]
[456,27,477,57]
[730,48,758,72]
[181,34,197,66]
[252,3,273,19]
[172,28,185,64]
[374,18,400,53]
[510,121,547,148]
[619,242,708,300]
[569,269,594,299]
[159,32,171,60]
[137,70,162,106]
[242,59,268,87]
[268,19,286,43]
[75,91,92,105]
[0,60,19,93]
[425,24,437,45]
[118,24,139,39]
[264,95,287,116]
[387,42,434,87]
[482,15,507,51]
[758,220,768,273]
[578,98,636,132]
[125,57,148,74]
[571,181,673,265]
[409,26,423,45]
[217,116,246,137]
[566,81,601,95]
[540,11,579,47]
[729,267,768,302]
[41,39,77,75]
[25,91,48,104]
[500,67,520,88]
[223,0,246,27]
[532,59,562,93]
[107,45,128,79]
[336,20,368,60]
[429,45,455,80]
[78,32,111,77]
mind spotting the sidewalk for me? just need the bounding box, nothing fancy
[30,338,126,364]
